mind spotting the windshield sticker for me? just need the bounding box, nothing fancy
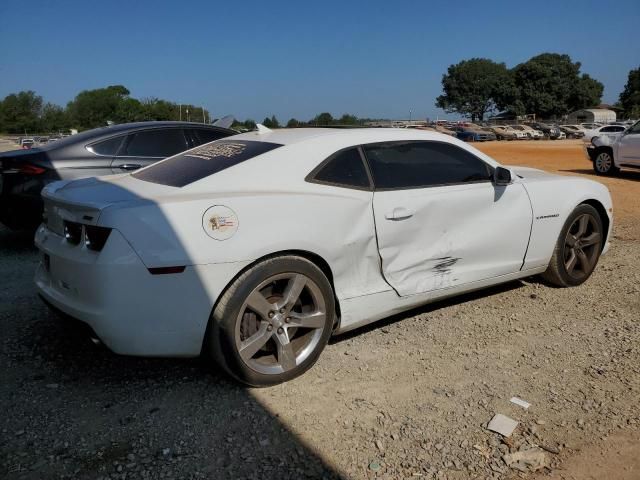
[132,140,282,187]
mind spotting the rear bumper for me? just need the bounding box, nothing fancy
[34,225,250,357]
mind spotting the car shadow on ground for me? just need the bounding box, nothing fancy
[1,301,345,479]
[0,226,38,253]
[0,226,345,480]
[561,168,640,182]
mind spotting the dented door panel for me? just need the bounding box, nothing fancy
[372,182,532,296]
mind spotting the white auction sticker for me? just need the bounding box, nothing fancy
[202,205,239,241]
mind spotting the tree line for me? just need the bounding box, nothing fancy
[233,113,367,131]
[436,54,639,121]
[1,57,638,133]
[0,85,210,134]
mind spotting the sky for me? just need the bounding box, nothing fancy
[0,0,638,122]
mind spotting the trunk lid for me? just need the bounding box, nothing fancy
[41,175,173,234]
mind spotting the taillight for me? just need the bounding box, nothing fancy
[18,164,46,175]
[85,225,111,251]
[63,221,82,245]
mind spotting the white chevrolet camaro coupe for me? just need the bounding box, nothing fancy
[34,127,613,386]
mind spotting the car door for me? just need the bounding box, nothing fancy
[365,140,533,297]
[111,128,189,173]
[598,126,626,144]
[616,122,640,166]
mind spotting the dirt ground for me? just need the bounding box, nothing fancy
[1,139,639,480]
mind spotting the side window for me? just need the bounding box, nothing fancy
[363,141,493,190]
[122,129,188,157]
[88,136,124,156]
[311,148,371,189]
[194,129,229,145]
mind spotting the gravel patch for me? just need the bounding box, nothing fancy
[1,220,638,479]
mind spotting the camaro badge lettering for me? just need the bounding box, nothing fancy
[202,205,239,241]
[536,214,560,220]
[186,142,246,160]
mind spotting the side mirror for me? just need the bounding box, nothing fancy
[494,166,513,186]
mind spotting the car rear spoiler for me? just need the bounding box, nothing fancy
[213,115,235,129]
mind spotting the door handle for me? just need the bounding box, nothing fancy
[118,164,141,171]
[385,207,414,220]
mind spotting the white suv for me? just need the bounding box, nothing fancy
[582,124,627,144]
[587,121,640,175]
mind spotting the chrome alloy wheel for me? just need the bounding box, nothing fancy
[563,213,602,281]
[234,273,327,375]
[594,152,613,173]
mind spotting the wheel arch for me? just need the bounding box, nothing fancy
[580,199,610,250]
[592,144,614,164]
[201,249,341,355]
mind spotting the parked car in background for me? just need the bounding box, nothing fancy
[20,138,35,149]
[0,121,237,230]
[510,125,544,139]
[586,120,640,175]
[527,122,562,139]
[559,125,585,138]
[488,126,517,140]
[505,126,528,140]
[454,126,497,142]
[582,124,628,145]
[34,127,612,385]
[581,123,603,130]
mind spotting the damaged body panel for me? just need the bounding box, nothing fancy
[34,127,613,377]
[372,181,532,296]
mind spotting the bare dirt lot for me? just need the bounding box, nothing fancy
[1,140,639,480]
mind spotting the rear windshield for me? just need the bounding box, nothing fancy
[132,140,282,187]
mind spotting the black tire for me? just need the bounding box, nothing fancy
[592,148,619,176]
[542,204,604,287]
[208,255,335,386]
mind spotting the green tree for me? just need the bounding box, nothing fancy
[114,97,145,123]
[142,97,179,120]
[512,53,603,118]
[338,114,359,125]
[436,58,515,121]
[618,66,640,119]
[66,85,132,129]
[286,118,301,127]
[40,102,69,132]
[0,90,43,133]
[313,112,334,126]
[262,115,280,128]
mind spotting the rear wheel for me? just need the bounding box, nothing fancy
[593,149,619,175]
[542,205,604,287]
[208,256,335,386]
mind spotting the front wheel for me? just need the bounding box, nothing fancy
[208,256,335,386]
[542,204,604,287]
[593,149,619,175]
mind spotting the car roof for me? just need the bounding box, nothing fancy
[26,121,234,152]
[227,127,462,146]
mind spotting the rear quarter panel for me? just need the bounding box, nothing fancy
[99,184,390,302]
